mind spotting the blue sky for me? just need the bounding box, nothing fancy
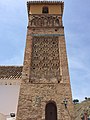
[0,0,90,115]
[64,0,90,101]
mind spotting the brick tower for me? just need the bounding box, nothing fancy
[16,1,74,120]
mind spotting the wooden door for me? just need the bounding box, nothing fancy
[45,102,57,120]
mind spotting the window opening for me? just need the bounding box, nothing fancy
[42,6,49,13]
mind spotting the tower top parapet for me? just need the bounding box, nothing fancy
[27,1,64,4]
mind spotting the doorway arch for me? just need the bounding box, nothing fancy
[45,101,57,120]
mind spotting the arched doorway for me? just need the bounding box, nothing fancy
[45,101,57,120]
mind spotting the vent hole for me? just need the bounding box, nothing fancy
[58,81,60,83]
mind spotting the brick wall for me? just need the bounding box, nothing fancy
[16,14,74,120]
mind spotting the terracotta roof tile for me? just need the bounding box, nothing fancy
[0,66,23,79]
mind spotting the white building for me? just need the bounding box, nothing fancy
[7,118,15,120]
[0,113,6,120]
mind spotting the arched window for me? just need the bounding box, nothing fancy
[42,6,49,13]
[45,101,57,120]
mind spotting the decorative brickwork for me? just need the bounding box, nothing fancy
[29,14,62,27]
[30,36,60,83]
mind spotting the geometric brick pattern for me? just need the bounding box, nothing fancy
[30,36,60,82]
[29,14,62,27]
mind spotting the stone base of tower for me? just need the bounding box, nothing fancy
[16,83,74,120]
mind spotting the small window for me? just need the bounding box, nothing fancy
[42,6,49,14]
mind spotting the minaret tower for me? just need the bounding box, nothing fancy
[16,1,74,120]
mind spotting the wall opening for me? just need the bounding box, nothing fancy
[45,101,57,120]
[42,6,49,13]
